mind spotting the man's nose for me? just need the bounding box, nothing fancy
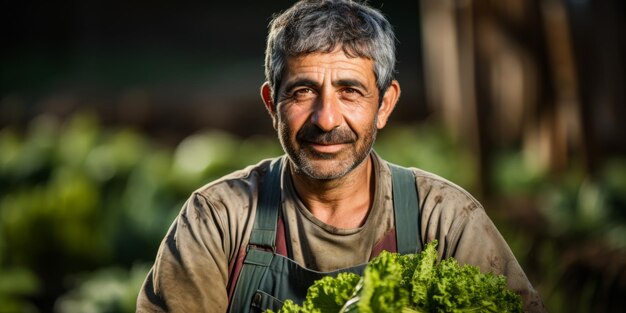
[311,92,342,132]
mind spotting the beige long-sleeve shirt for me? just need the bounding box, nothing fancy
[137,153,546,312]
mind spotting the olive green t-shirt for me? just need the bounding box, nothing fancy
[137,153,545,312]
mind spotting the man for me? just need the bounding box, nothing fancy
[137,1,545,312]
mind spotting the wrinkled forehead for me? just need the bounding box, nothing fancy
[282,50,376,80]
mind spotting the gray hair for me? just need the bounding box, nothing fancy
[264,0,397,101]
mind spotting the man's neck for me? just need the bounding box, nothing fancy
[289,155,375,229]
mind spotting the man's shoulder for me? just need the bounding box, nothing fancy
[192,156,279,202]
[411,167,481,206]
[380,157,482,210]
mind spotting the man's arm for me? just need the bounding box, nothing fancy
[137,193,231,313]
[449,208,546,312]
[416,171,546,313]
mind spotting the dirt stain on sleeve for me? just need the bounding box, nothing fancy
[488,254,501,270]
[434,195,443,204]
[463,202,478,214]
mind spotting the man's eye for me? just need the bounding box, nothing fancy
[341,88,361,99]
[293,88,315,99]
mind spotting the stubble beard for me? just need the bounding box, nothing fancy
[278,119,378,181]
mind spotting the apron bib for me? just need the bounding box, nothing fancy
[228,158,421,312]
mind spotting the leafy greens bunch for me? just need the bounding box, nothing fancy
[266,241,522,313]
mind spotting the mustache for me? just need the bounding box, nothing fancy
[296,123,357,144]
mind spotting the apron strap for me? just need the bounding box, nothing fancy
[248,158,283,250]
[389,163,422,254]
[228,158,283,313]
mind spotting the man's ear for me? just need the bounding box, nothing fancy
[376,79,401,129]
[260,82,278,129]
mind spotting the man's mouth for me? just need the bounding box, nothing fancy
[305,141,348,154]
[296,123,357,155]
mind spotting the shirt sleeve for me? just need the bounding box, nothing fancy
[137,193,231,313]
[417,173,547,313]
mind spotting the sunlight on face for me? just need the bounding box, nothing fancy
[275,50,382,180]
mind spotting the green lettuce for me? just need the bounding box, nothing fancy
[349,251,410,313]
[266,241,522,313]
[276,272,362,313]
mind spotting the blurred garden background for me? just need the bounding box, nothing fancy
[1,0,625,312]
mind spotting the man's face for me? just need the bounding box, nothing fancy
[270,50,388,180]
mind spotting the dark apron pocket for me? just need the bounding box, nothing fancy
[250,290,285,312]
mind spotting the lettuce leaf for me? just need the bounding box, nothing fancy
[268,272,361,313]
[354,251,409,313]
[408,239,438,310]
[266,241,522,313]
